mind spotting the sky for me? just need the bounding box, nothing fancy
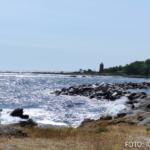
[0,0,150,72]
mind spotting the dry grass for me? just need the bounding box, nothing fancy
[15,126,79,139]
[0,124,150,150]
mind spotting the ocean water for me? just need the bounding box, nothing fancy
[0,73,150,128]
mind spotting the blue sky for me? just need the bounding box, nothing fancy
[0,0,150,71]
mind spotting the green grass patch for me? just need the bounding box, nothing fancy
[146,127,150,133]
[96,127,108,133]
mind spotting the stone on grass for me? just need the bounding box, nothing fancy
[138,117,150,126]
[0,124,27,136]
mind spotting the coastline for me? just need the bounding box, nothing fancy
[0,71,149,79]
[1,79,150,149]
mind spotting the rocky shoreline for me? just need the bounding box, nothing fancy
[51,82,150,127]
[0,108,37,137]
[2,81,150,136]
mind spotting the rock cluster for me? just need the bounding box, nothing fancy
[10,108,37,127]
[51,82,150,117]
[51,82,150,127]
[107,111,150,126]
[79,111,150,127]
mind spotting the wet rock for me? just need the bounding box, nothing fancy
[134,92,144,99]
[127,93,137,100]
[20,115,29,119]
[10,108,23,117]
[112,92,117,97]
[132,104,135,109]
[10,108,29,119]
[54,90,61,96]
[89,95,95,99]
[126,101,133,104]
[19,119,37,127]
[51,82,150,102]
[11,119,37,127]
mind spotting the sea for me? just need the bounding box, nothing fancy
[0,73,150,128]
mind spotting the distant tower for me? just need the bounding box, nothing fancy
[99,62,104,73]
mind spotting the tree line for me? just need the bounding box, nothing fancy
[103,59,150,76]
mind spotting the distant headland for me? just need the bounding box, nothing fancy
[0,59,150,78]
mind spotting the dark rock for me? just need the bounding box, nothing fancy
[132,104,135,109]
[100,115,112,120]
[126,101,133,104]
[127,93,137,100]
[20,115,29,119]
[61,88,67,92]
[79,118,95,127]
[114,116,119,119]
[10,108,29,119]
[51,82,150,102]
[89,95,95,99]
[20,119,37,127]
[117,113,126,118]
[11,119,37,127]
[10,108,23,117]
[54,90,61,96]
[134,92,143,99]
[70,75,77,77]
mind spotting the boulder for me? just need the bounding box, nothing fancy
[20,119,37,127]
[79,118,95,127]
[0,124,27,136]
[137,100,150,112]
[10,108,23,117]
[138,117,150,126]
[11,119,37,127]
[10,108,29,119]
[108,111,150,125]
[117,113,126,118]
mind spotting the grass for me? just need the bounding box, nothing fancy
[146,127,150,133]
[0,123,150,149]
[13,126,79,139]
[96,127,108,133]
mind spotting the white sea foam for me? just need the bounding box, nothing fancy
[36,120,67,126]
[104,96,128,116]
